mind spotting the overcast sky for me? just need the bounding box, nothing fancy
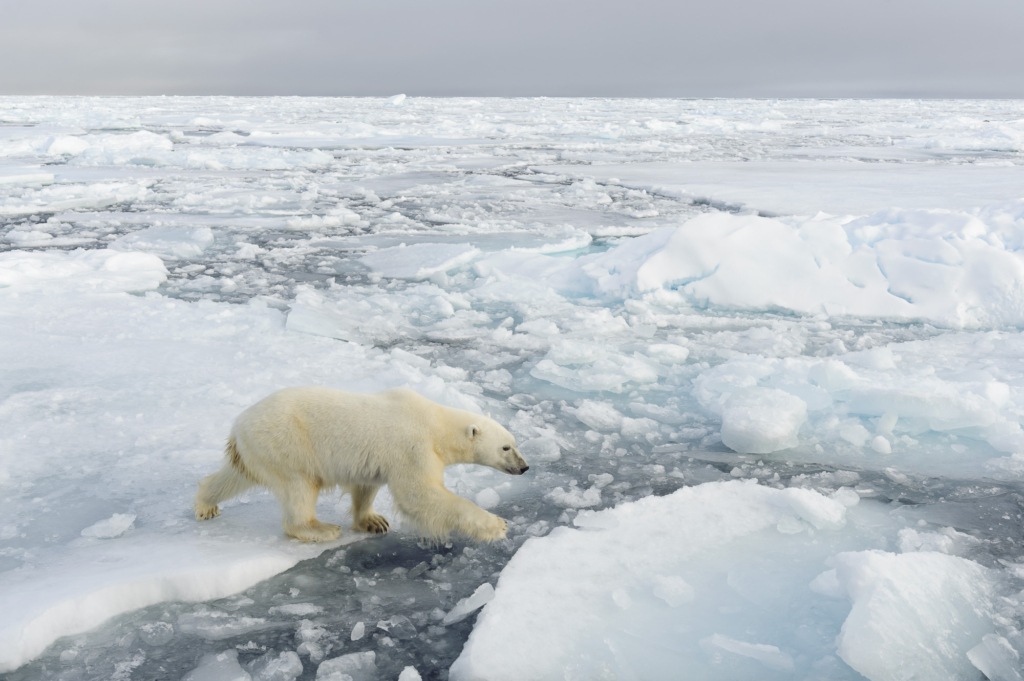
[2,0,1022,98]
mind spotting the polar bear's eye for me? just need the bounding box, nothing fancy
[502,445,511,451]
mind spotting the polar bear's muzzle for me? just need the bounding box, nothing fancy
[505,449,530,475]
[507,462,530,475]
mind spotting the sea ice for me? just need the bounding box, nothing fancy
[3,96,1024,680]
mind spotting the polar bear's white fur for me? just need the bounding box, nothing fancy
[195,387,529,543]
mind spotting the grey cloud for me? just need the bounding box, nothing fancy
[1,0,1022,97]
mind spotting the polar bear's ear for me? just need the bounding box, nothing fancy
[467,424,480,439]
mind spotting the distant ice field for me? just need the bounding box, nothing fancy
[2,97,1024,681]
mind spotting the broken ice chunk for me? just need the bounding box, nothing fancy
[720,388,807,454]
[398,667,423,681]
[833,550,997,681]
[474,488,500,510]
[183,650,251,681]
[698,634,794,671]
[519,437,561,462]
[443,583,495,626]
[247,650,303,681]
[359,243,479,281]
[967,634,1022,681]
[315,651,376,681]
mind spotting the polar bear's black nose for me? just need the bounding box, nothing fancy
[521,464,529,473]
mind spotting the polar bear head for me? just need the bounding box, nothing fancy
[466,418,529,475]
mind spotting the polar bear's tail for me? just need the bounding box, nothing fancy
[194,436,258,520]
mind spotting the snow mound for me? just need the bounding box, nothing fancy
[720,388,807,454]
[0,249,167,293]
[508,202,1024,328]
[80,513,136,539]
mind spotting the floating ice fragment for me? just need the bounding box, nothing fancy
[546,484,602,508]
[519,437,561,462]
[808,360,859,392]
[443,583,495,626]
[376,615,417,639]
[968,634,1023,681]
[720,388,807,454]
[268,603,322,617]
[138,621,174,646]
[833,550,997,681]
[698,634,794,671]
[830,487,860,508]
[386,94,407,106]
[571,400,623,431]
[183,650,251,681]
[316,651,376,681]
[883,467,910,485]
[247,651,303,681]
[111,226,214,259]
[876,412,898,434]
[646,343,689,364]
[397,667,422,681]
[80,513,135,539]
[897,527,980,555]
[359,243,479,280]
[178,608,268,640]
[840,424,871,447]
[870,435,892,454]
[474,488,500,510]
[350,621,365,641]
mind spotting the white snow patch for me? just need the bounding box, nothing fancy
[80,513,135,539]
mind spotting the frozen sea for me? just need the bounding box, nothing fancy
[2,96,1024,681]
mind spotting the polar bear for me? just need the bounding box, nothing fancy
[194,387,529,543]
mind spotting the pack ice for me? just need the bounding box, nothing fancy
[2,96,1024,681]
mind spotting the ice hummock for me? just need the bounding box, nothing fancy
[451,481,1012,681]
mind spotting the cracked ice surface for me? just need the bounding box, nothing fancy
[2,97,1024,681]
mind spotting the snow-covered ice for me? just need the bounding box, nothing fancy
[2,96,1024,680]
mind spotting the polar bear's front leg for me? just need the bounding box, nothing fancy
[273,476,341,543]
[393,483,507,543]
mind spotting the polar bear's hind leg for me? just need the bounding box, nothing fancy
[349,484,389,534]
[195,438,257,520]
[276,476,342,543]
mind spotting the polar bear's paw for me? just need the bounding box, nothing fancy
[286,520,342,543]
[195,504,220,520]
[354,513,390,535]
[473,514,508,543]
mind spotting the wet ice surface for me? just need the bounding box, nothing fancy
[3,97,1024,680]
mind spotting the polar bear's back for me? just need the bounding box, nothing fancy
[230,386,442,486]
